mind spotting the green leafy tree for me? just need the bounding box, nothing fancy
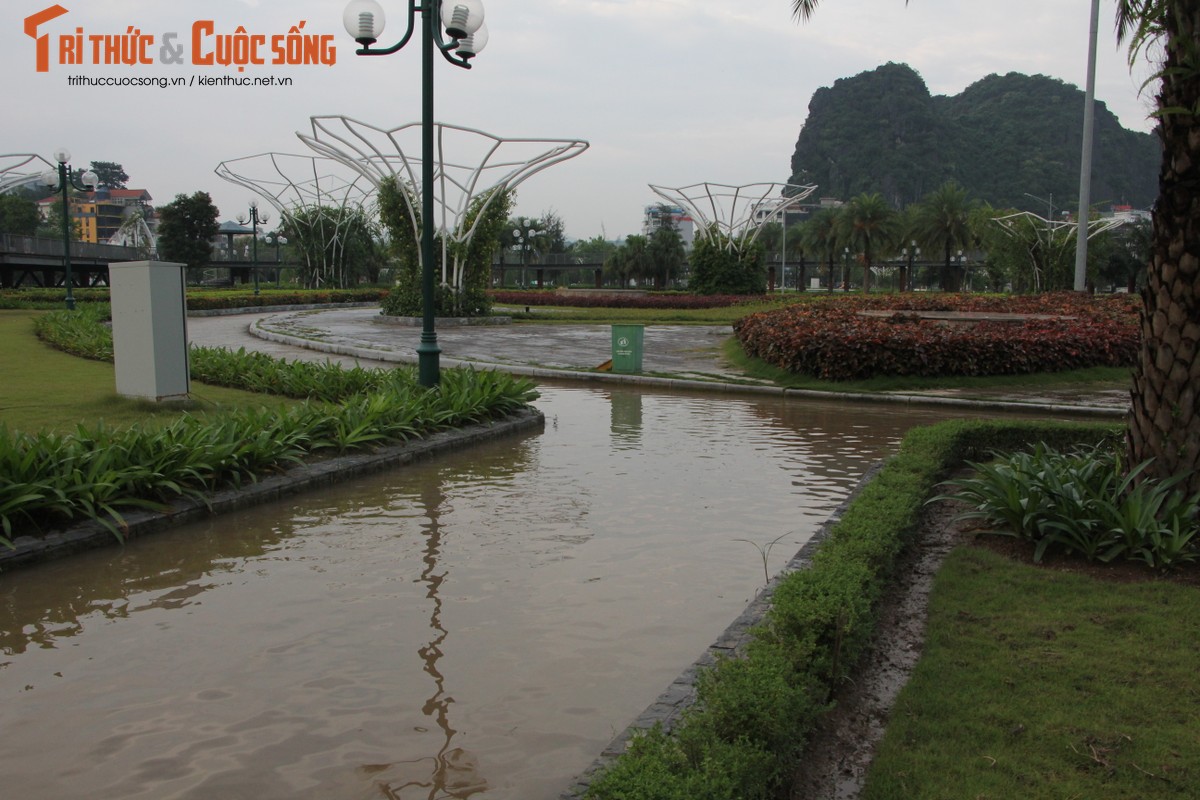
[378,179,512,315]
[912,180,977,291]
[279,205,384,289]
[688,227,766,295]
[567,235,617,263]
[604,234,651,287]
[647,221,687,289]
[0,194,40,236]
[539,211,567,255]
[1098,217,1151,292]
[157,191,218,269]
[837,192,897,292]
[88,161,128,189]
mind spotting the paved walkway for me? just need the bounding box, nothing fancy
[186,307,1130,417]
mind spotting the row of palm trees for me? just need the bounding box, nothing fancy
[764,181,976,293]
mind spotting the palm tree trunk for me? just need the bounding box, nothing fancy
[1127,6,1200,495]
[862,244,872,293]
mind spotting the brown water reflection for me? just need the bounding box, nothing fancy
[0,385,1030,799]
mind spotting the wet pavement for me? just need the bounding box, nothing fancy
[186,307,1130,417]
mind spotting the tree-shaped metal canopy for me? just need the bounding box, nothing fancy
[648,181,818,254]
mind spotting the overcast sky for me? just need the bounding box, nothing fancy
[3,0,1159,241]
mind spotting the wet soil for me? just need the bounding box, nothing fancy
[789,499,1200,799]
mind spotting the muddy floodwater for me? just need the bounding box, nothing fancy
[1,384,984,799]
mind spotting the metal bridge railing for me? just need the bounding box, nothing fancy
[0,233,143,261]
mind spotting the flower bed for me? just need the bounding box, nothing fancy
[733,293,1140,380]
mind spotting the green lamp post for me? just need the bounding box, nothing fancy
[343,0,488,388]
[237,200,269,296]
[41,148,98,311]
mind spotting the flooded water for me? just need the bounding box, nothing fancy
[1,385,983,800]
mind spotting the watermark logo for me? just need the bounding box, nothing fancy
[24,4,69,73]
[23,5,336,74]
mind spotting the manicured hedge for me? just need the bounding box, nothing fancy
[733,293,1140,380]
[185,288,387,310]
[0,287,386,311]
[581,419,1119,800]
[489,290,781,310]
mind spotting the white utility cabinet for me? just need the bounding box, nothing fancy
[109,261,190,402]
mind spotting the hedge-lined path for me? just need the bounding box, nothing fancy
[187,308,1130,416]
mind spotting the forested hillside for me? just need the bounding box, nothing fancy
[787,63,1158,211]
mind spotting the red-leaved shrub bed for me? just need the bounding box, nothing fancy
[733,293,1141,381]
[488,290,777,310]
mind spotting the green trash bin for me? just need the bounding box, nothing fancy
[611,324,644,373]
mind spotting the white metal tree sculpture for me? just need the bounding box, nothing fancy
[0,153,54,195]
[993,211,1124,292]
[298,115,588,292]
[215,152,379,288]
[648,182,818,254]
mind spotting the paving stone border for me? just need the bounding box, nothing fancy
[558,462,884,800]
[1,408,544,572]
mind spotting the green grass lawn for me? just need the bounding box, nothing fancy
[863,545,1200,799]
[0,311,296,434]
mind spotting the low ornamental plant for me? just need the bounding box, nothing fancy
[936,442,1200,570]
[733,292,1140,380]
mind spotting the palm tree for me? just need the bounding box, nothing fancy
[838,193,897,292]
[912,181,975,291]
[800,208,842,293]
[784,221,809,291]
[793,0,1200,492]
[1116,1,1200,493]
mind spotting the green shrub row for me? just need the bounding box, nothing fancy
[1,287,386,311]
[939,442,1199,570]
[3,311,537,547]
[582,419,1119,800]
[733,292,1140,380]
[489,290,786,310]
[0,288,112,309]
[185,288,387,310]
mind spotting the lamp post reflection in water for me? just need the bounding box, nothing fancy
[375,479,487,800]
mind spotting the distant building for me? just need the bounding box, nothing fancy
[1107,204,1151,224]
[642,204,695,250]
[37,188,154,244]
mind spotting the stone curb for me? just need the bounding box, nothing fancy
[250,322,1126,419]
[557,462,885,800]
[0,408,544,572]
